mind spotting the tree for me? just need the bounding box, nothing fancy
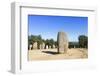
[28,36,33,45]
[49,39,55,48]
[68,42,79,48]
[31,35,38,43]
[54,41,58,48]
[44,39,55,48]
[37,35,42,49]
[45,39,50,48]
[78,35,88,48]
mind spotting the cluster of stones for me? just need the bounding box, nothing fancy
[29,42,56,50]
[57,31,68,54]
[29,31,69,54]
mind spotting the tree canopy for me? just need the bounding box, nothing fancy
[78,35,88,48]
[28,35,57,49]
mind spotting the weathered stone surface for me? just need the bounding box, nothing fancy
[46,45,48,49]
[49,46,51,49]
[29,44,32,50]
[57,31,68,54]
[53,45,55,48]
[33,42,38,49]
[41,42,45,49]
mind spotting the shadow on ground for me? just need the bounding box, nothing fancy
[42,51,59,55]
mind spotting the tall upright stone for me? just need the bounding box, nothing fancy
[53,45,55,49]
[49,46,51,49]
[33,42,38,49]
[57,31,68,54]
[29,44,32,50]
[46,45,48,49]
[41,42,45,49]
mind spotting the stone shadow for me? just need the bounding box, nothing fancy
[42,51,59,55]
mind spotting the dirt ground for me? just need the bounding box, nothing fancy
[28,48,88,61]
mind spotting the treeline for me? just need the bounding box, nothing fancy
[28,35,88,49]
[78,35,88,48]
[69,35,88,48]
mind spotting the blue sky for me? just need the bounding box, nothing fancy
[28,15,88,42]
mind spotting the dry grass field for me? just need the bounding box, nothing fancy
[28,48,88,61]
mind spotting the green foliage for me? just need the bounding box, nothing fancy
[54,41,57,48]
[28,36,33,45]
[45,39,55,48]
[78,35,88,48]
[28,35,43,49]
[68,35,88,49]
[68,42,79,48]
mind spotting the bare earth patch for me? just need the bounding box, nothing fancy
[28,48,88,61]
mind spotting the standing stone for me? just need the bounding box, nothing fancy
[57,31,68,54]
[46,45,48,49]
[33,42,38,49]
[41,42,45,49]
[53,45,55,49]
[39,44,42,49]
[29,44,32,50]
[49,46,51,49]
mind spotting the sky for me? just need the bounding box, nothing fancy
[28,15,88,42]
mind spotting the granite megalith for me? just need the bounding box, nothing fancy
[33,42,38,49]
[57,31,68,54]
